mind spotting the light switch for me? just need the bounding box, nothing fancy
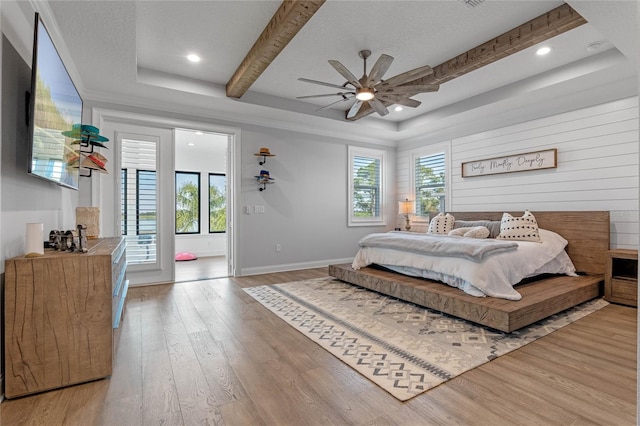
[244,205,251,214]
[255,205,265,214]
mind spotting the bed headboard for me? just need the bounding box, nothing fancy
[450,211,610,275]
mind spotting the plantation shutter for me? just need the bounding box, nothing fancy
[415,152,446,216]
[121,169,127,235]
[121,139,157,264]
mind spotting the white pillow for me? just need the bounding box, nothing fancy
[496,211,540,242]
[448,226,490,239]
[427,213,455,235]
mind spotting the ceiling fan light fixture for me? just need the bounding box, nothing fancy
[355,88,375,101]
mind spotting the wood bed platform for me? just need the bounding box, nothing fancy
[329,211,610,332]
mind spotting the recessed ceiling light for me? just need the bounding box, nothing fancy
[195,131,203,135]
[586,41,605,52]
[394,106,404,112]
[187,142,195,146]
[187,54,201,63]
[536,46,551,56]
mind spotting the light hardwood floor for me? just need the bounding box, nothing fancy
[175,256,228,282]
[2,268,637,425]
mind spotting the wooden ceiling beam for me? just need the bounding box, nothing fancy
[226,0,326,99]
[347,3,587,121]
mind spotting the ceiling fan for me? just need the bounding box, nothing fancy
[297,50,439,119]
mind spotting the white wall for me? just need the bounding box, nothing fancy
[174,129,227,257]
[238,125,395,275]
[397,96,639,249]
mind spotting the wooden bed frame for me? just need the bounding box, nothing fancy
[329,211,610,332]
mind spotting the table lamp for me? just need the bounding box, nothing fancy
[398,199,414,231]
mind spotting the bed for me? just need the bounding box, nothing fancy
[329,211,609,332]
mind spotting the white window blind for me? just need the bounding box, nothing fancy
[121,139,157,264]
[414,152,446,216]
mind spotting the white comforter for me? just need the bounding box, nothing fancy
[352,229,577,300]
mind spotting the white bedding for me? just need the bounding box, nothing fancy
[352,229,577,300]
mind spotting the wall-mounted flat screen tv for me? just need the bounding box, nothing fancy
[27,12,82,190]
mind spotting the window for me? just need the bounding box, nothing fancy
[175,171,200,234]
[121,138,157,265]
[209,173,227,233]
[413,150,447,217]
[348,146,385,226]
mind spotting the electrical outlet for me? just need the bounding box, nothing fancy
[275,244,281,252]
[255,205,265,214]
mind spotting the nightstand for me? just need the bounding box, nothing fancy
[604,249,638,307]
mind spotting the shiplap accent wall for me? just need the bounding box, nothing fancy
[397,97,639,249]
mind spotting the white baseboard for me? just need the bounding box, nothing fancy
[194,250,226,258]
[239,257,354,276]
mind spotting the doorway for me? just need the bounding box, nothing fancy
[174,129,230,282]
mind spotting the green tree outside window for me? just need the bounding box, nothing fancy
[209,173,226,233]
[175,171,200,234]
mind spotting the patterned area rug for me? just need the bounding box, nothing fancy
[244,277,608,401]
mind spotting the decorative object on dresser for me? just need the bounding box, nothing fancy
[398,199,414,231]
[47,227,88,253]
[605,249,638,307]
[3,237,128,398]
[25,222,44,257]
[76,206,100,238]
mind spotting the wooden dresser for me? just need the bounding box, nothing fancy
[4,237,128,398]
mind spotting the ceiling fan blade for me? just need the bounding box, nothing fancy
[297,92,353,99]
[378,65,434,88]
[378,84,439,96]
[328,60,362,88]
[347,100,363,119]
[298,78,352,91]
[370,98,389,116]
[315,96,354,111]
[377,95,422,108]
[365,54,394,86]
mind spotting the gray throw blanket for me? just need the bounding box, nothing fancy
[358,231,518,262]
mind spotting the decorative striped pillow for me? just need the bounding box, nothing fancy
[496,211,541,242]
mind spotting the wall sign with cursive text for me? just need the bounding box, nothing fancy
[461,148,557,178]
